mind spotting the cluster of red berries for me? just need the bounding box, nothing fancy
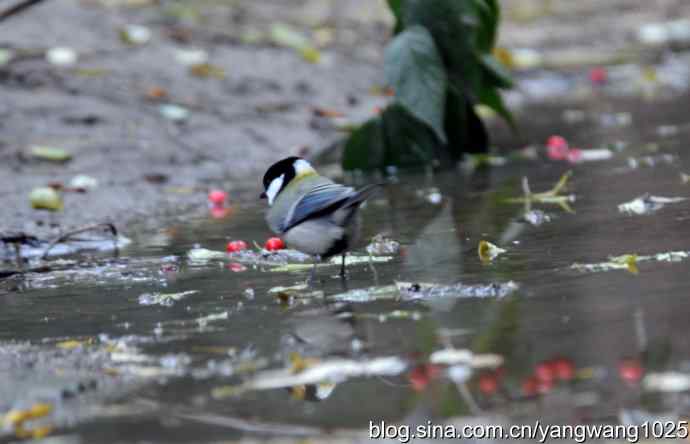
[521,357,576,397]
[226,237,285,253]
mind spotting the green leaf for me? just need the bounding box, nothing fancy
[381,104,439,168]
[387,0,404,34]
[401,0,482,92]
[480,54,513,89]
[385,25,447,143]
[473,0,499,52]
[341,117,385,171]
[478,86,515,130]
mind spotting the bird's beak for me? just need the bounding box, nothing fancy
[260,192,267,199]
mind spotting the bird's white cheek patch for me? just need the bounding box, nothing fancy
[266,174,285,205]
[294,159,315,176]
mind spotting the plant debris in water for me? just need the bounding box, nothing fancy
[212,355,407,398]
[366,234,401,255]
[138,290,199,307]
[572,251,690,274]
[269,255,393,273]
[618,194,686,215]
[506,171,576,213]
[330,281,518,303]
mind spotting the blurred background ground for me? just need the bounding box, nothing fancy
[1,0,689,238]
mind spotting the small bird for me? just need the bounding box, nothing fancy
[260,156,380,282]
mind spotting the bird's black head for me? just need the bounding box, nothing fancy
[260,156,315,204]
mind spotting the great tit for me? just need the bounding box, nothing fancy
[260,156,380,281]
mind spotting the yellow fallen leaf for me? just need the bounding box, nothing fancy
[190,63,225,79]
[56,339,91,349]
[29,187,63,211]
[478,240,506,263]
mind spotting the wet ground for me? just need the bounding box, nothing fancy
[3,91,690,442]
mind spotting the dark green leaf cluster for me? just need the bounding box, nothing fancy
[342,0,514,172]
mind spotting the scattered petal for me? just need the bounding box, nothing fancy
[618,194,686,215]
[138,290,199,307]
[174,48,208,66]
[69,174,98,189]
[46,47,78,66]
[119,24,152,45]
[159,104,190,122]
[187,247,226,263]
[0,48,14,66]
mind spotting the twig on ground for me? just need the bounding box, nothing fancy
[505,171,576,213]
[0,0,47,23]
[41,223,118,260]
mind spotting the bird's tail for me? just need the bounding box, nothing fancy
[343,183,383,208]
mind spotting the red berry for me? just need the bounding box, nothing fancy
[208,189,227,206]
[546,135,569,160]
[226,240,248,253]
[522,376,539,397]
[537,377,554,394]
[618,358,644,384]
[552,358,575,381]
[265,237,285,251]
[408,364,442,392]
[547,135,568,150]
[535,361,555,383]
[478,372,499,395]
[589,67,607,85]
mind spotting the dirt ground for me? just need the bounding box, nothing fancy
[1,0,689,240]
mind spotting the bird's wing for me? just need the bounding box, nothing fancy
[281,182,354,232]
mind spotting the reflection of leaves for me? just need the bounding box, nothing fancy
[472,297,520,358]
[385,26,447,142]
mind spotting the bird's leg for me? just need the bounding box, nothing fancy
[339,253,346,278]
[308,255,321,286]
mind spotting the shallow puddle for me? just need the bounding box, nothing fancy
[3,105,690,443]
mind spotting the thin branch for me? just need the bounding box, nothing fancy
[41,223,118,260]
[0,0,48,23]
